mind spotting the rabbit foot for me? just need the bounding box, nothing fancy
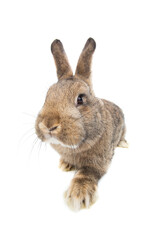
[117,140,129,148]
[59,158,75,171]
[64,177,98,211]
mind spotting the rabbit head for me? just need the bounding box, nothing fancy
[35,38,104,150]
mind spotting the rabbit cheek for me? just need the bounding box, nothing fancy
[58,121,85,147]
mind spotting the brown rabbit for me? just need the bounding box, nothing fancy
[35,38,128,211]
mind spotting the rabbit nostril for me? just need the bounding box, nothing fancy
[49,126,58,132]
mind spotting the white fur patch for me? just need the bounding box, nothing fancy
[64,188,98,211]
[118,140,129,148]
[45,136,79,149]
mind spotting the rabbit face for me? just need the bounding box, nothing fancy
[35,78,99,149]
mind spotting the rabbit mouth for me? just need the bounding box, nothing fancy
[45,135,80,149]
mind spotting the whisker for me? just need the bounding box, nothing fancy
[23,122,35,125]
[23,132,36,145]
[44,142,47,152]
[38,140,43,161]
[19,127,35,146]
[21,112,36,118]
[29,137,39,159]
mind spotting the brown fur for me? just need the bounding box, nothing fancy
[35,38,127,211]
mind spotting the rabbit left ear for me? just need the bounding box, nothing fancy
[51,40,73,81]
[75,38,96,86]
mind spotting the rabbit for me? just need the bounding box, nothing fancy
[35,38,128,211]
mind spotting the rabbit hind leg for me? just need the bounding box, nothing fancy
[117,126,129,148]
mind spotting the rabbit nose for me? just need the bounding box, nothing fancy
[49,125,58,132]
[38,122,59,134]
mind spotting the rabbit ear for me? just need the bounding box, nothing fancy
[75,38,96,86]
[51,40,73,81]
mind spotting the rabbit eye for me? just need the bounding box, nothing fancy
[77,94,84,105]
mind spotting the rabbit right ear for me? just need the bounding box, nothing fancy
[75,38,96,87]
[51,40,73,81]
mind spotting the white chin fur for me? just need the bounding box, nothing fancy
[45,136,79,149]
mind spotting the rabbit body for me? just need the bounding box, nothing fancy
[35,38,127,211]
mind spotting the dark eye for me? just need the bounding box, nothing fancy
[77,94,84,105]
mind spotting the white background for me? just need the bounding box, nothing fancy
[0,0,160,239]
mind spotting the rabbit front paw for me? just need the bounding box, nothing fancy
[59,158,75,171]
[64,177,98,211]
